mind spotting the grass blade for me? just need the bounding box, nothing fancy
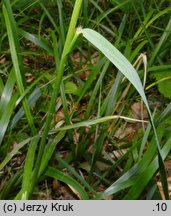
[51,115,147,132]
[95,128,170,199]
[124,136,171,199]
[149,16,171,65]
[2,0,36,135]
[80,28,147,106]
[0,69,16,146]
[0,137,33,170]
[32,0,83,190]
[38,131,66,177]
[46,167,89,200]
[19,29,53,54]
[20,137,40,200]
[55,154,96,195]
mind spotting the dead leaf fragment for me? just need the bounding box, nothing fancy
[131,102,148,120]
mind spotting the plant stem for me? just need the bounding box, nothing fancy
[32,0,83,188]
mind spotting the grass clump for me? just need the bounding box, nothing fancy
[0,0,171,200]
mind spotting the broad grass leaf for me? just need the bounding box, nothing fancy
[80,28,149,112]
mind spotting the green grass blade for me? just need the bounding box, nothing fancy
[77,57,106,102]
[46,167,89,200]
[124,136,171,199]
[0,170,23,200]
[0,94,17,146]
[19,29,53,54]
[0,68,15,118]
[0,69,16,145]
[133,9,154,40]
[0,137,33,171]
[0,78,4,96]
[156,101,171,125]
[39,1,59,34]
[32,0,83,190]
[80,28,148,106]
[85,61,110,119]
[20,136,40,200]
[10,88,42,129]
[2,1,36,135]
[95,127,168,199]
[55,154,96,195]
[51,115,147,132]
[57,0,66,47]
[146,6,171,30]
[149,16,171,65]
[38,131,66,177]
[60,82,75,157]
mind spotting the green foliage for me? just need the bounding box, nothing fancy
[64,81,80,95]
[152,71,171,99]
[0,0,171,200]
[110,0,143,12]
